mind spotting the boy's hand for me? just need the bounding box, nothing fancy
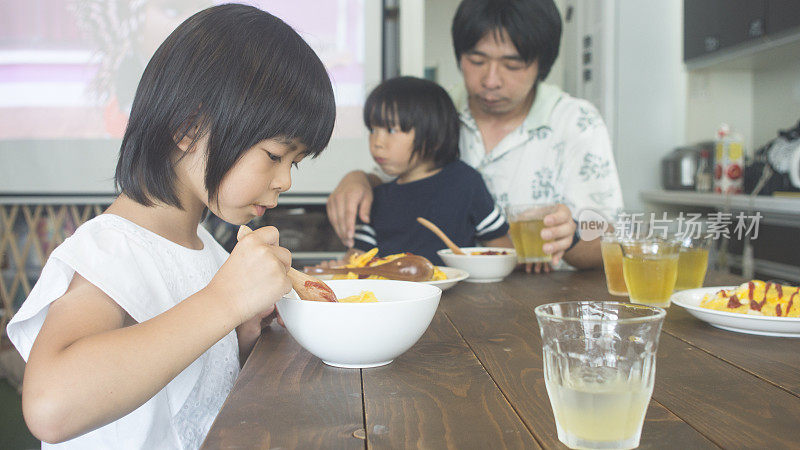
[327,171,373,247]
[209,226,292,325]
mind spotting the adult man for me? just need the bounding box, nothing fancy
[327,0,623,271]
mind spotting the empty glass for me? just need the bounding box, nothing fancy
[535,301,666,450]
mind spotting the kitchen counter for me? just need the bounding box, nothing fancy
[641,189,800,226]
[202,270,800,449]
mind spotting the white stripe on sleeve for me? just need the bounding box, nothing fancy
[354,224,376,237]
[476,205,500,232]
[476,214,507,236]
[353,232,377,246]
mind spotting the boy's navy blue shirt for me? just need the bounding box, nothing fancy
[353,160,509,266]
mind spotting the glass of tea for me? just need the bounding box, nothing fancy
[601,233,627,296]
[674,235,712,290]
[536,301,666,450]
[504,203,558,263]
[620,238,680,307]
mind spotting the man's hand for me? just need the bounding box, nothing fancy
[327,171,374,247]
[523,204,576,273]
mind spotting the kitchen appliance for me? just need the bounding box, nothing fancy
[661,145,701,190]
[745,120,800,195]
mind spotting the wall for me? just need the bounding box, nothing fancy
[685,70,755,151]
[613,0,687,211]
[753,60,800,146]
[684,51,800,157]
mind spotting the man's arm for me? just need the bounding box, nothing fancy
[562,237,602,269]
[326,170,383,247]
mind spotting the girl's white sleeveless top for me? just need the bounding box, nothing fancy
[7,214,240,449]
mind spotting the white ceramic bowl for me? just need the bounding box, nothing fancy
[436,247,517,283]
[276,279,441,368]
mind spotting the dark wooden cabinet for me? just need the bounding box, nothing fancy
[683,0,797,62]
[766,0,800,36]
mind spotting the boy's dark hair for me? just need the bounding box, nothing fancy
[363,76,459,169]
[452,0,562,81]
[116,4,335,207]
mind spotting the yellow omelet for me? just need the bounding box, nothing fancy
[700,280,800,317]
[338,290,378,303]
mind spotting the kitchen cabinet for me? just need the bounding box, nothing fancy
[766,0,800,36]
[684,0,768,61]
[683,0,800,67]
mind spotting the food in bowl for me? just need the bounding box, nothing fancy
[338,290,378,303]
[276,279,441,368]
[436,247,517,283]
[332,248,447,281]
[470,250,510,255]
[700,280,799,317]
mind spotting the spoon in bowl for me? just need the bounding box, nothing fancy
[237,225,337,302]
[416,217,466,255]
[304,254,435,282]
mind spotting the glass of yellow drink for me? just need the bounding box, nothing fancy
[536,301,666,450]
[505,203,558,263]
[674,236,711,290]
[620,238,680,307]
[601,233,627,296]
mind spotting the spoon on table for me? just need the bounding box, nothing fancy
[237,225,337,302]
[304,254,435,282]
[416,217,466,255]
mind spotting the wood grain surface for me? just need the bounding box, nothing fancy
[203,270,800,449]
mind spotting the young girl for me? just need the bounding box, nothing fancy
[350,76,510,265]
[6,5,335,448]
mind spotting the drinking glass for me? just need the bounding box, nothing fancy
[601,233,627,296]
[674,235,712,290]
[505,203,558,263]
[620,238,680,307]
[535,301,666,450]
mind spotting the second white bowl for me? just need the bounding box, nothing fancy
[437,247,517,283]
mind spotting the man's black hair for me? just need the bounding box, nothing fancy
[364,76,460,169]
[452,0,562,80]
[115,4,335,207]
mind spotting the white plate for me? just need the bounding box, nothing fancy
[315,266,468,291]
[671,287,800,337]
[425,266,469,291]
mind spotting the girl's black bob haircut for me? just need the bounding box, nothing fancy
[116,4,336,207]
[364,76,459,169]
[452,0,562,80]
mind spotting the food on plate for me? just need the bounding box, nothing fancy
[469,250,510,255]
[700,280,800,317]
[338,290,378,303]
[333,248,446,281]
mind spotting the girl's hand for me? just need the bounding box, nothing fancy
[208,226,292,325]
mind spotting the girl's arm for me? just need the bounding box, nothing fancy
[23,227,291,444]
[23,275,236,443]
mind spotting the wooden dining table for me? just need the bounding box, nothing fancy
[201,270,800,449]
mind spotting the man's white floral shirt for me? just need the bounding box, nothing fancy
[453,83,624,221]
